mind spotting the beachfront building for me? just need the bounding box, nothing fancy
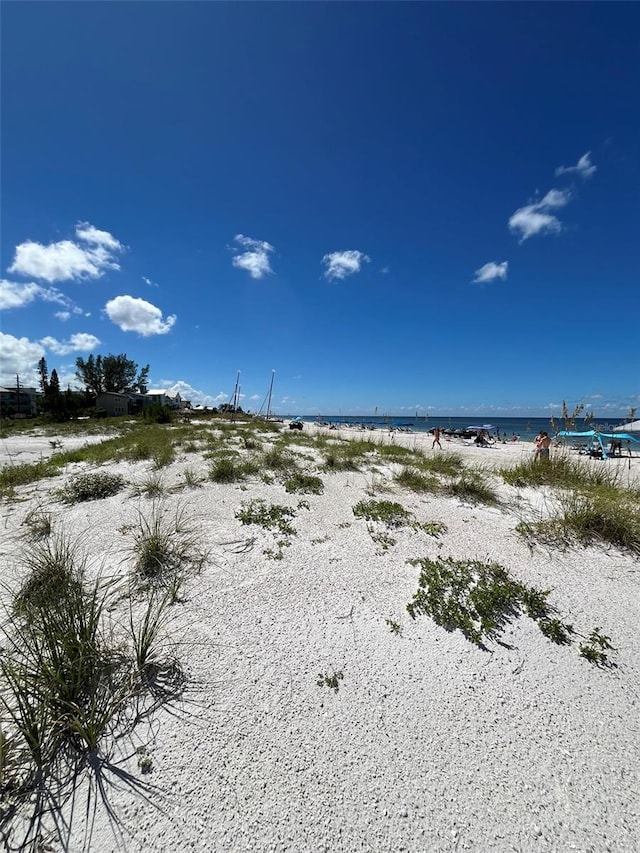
[0,385,39,417]
[144,389,185,410]
[95,391,145,417]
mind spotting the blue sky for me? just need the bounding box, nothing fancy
[1,2,638,417]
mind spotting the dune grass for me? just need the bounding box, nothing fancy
[0,532,184,847]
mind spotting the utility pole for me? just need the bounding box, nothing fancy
[15,374,21,417]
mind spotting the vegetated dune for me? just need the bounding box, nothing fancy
[1,421,639,852]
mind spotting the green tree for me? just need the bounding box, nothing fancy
[75,353,150,396]
[37,357,49,394]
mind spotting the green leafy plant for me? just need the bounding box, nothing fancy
[353,500,412,528]
[579,627,616,666]
[316,671,344,693]
[235,499,296,535]
[385,618,402,635]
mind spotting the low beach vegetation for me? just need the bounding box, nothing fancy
[518,490,640,555]
[395,467,439,493]
[284,472,324,494]
[21,506,53,541]
[0,532,183,847]
[235,499,297,536]
[57,472,125,504]
[131,471,167,498]
[446,470,499,506]
[129,501,209,591]
[316,670,344,693]
[406,556,613,664]
[353,499,412,528]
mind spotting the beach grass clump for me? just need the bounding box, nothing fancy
[395,467,440,494]
[21,507,52,541]
[57,472,125,504]
[209,455,244,483]
[0,534,184,838]
[130,502,208,589]
[353,499,413,528]
[131,472,166,498]
[500,453,626,492]
[284,473,324,494]
[519,490,640,554]
[235,499,296,535]
[321,438,375,472]
[261,443,299,475]
[420,452,464,477]
[406,556,574,648]
[446,471,499,505]
[376,443,421,462]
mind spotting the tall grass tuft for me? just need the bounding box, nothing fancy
[130,500,208,589]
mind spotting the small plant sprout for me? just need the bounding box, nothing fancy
[316,671,344,693]
[235,499,296,536]
[579,627,616,667]
[385,618,402,635]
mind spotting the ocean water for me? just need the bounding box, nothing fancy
[297,415,627,443]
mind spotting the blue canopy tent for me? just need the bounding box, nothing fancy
[556,429,640,460]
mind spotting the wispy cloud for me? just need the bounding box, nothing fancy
[142,276,158,287]
[555,151,596,180]
[322,250,370,281]
[231,234,275,279]
[0,332,44,386]
[508,188,572,242]
[55,311,71,322]
[0,279,78,311]
[472,261,509,284]
[39,333,101,356]
[104,295,176,336]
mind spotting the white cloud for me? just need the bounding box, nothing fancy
[0,333,44,387]
[231,234,275,279]
[75,222,124,251]
[508,188,572,242]
[104,295,176,336]
[7,222,124,283]
[472,261,509,284]
[0,279,74,310]
[55,311,71,321]
[156,380,227,407]
[39,333,101,356]
[322,250,370,281]
[555,151,597,180]
[142,276,158,287]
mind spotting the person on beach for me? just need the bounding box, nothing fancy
[535,431,552,461]
[432,427,442,449]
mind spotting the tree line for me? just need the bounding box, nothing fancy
[35,353,150,420]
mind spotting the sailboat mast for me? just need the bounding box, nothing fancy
[232,370,240,422]
[266,370,275,421]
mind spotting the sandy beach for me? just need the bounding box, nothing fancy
[1,420,639,852]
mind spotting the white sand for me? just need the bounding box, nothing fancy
[1,423,639,852]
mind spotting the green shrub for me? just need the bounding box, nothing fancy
[57,472,125,504]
